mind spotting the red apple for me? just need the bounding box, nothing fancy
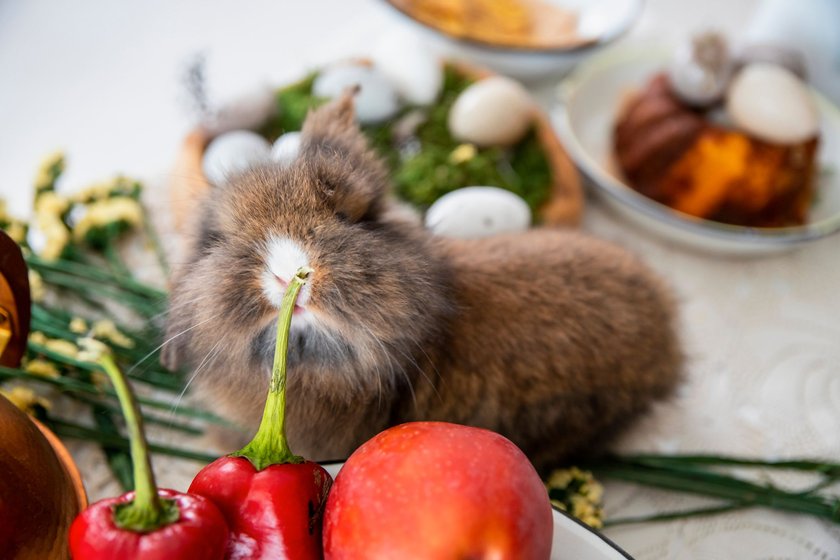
[323,421,553,559]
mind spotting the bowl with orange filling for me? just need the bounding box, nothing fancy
[381,0,643,81]
[554,37,840,254]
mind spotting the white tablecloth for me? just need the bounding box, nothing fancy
[2,1,839,557]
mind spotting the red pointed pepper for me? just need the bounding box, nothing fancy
[189,267,333,560]
[69,346,228,559]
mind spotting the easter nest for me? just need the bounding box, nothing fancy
[169,61,583,235]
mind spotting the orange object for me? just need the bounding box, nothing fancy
[614,73,819,227]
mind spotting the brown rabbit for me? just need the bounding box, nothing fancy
[164,93,682,472]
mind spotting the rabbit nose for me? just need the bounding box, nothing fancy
[272,270,312,309]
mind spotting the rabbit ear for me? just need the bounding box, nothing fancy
[299,90,392,221]
[301,87,359,135]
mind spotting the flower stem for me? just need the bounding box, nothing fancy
[140,202,170,276]
[0,365,230,425]
[97,354,179,531]
[49,417,218,463]
[603,503,749,527]
[231,266,312,471]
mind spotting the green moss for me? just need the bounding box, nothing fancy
[258,65,552,215]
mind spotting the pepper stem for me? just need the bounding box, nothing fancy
[97,352,179,531]
[231,266,312,471]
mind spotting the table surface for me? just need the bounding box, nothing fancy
[2,1,840,558]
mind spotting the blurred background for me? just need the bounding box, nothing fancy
[0,0,810,213]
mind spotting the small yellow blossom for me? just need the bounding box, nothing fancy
[72,197,143,242]
[0,200,28,244]
[44,339,80,360]
[24,359,60,378]
[91,319,134,348]
[449,143,477,164]
[5,221,26,244]
[545,467,604,529]
[72,176,141,204]
[34,151,65,195]
[28,270,45,303]
[29,332,79,360]
[29,331,48,345]
[69,317,88,334]
[547,469,573,489]
[31,192,70,260]
[0,385,51,414]
[77,336,110,364]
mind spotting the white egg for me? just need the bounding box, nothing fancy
[372,30,443,106]
[726,63,819,144]
[312,64,400,124]
[271,132,302,166]
[202,130,271,186]
[448,76,534,147]
[425,187,531,239]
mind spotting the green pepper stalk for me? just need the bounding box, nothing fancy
[189,266,333,560]
[230,266,313,469]
[69,341,228,559]
[95,352,178,529]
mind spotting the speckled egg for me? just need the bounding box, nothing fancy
[271,132,302,166]
[424,186,531,239]
[726,63,819,144]
[372,30,443,106]
[202,130,271,185]
[668,32,735,107]
[312,64,400,124]
[448,76,534,147]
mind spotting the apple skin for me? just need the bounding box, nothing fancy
[323,421,552,559]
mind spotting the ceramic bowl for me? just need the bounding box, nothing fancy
[380,0,644,82]
[552,44,840,255]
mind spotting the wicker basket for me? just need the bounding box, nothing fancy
[169,63,583,234]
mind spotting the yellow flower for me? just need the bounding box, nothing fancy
[5,221,26,244]
[72,197,143,242]
[29,332,79,360]
[0,199,28,244]
[31,192,70,260]
[28,270,45,303]
[69,317,88,334]
[77,336,110,364]
[34,151,65,194]
[45,339,79,359]
[72,176,141,204]
[545,467,605,529]
[0,386,51,414]
[546,469,573,489]
[449,143,477,164]
[91,319,134,348]
[24,359,60,378]
[29,331,48,345]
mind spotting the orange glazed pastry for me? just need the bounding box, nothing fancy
[614,70,819,228]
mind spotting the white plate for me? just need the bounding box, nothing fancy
[552,44,840,255]
[321,462,632,559]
